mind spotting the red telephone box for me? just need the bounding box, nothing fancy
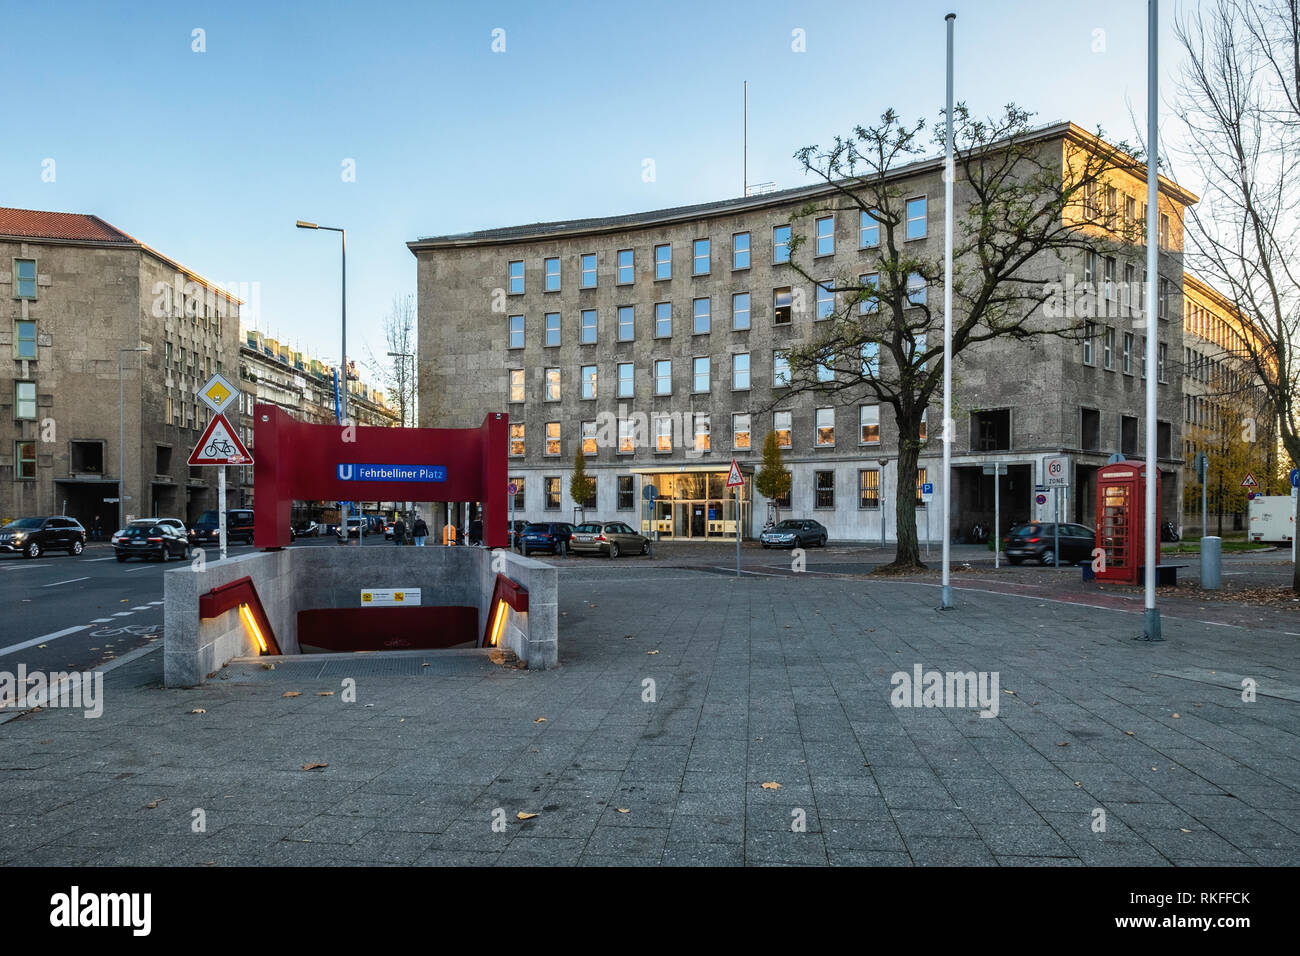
[1094,461,1161,584]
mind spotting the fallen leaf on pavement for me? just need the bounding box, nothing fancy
[302,763,328,771]
[1056,742,1069,747]
[615,808,630,814]
[144,800,162,809]
[316,691,334,697]
[516,812,538,820]
[189,708,206,714]
[534,717,547,723]
[760,782,782,790]
[1171,713,1181,718]
[647,650,659,655]
[282,691,302,698]
[261,662,275,671]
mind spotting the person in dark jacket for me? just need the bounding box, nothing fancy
[468,518,483,546]
[392,518,406,545]
[412,516,429,547]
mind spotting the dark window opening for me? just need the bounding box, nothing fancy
[155,445,172,476]
[1156,421,1172,459]
[1120,415,1138,457]
[618,475,634,510]
[70,441,104,474]
[1081,408,1100,451]
[970,409,1011,451]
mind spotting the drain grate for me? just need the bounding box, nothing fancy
[220,650,508,682]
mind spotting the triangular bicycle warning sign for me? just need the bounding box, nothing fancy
[1241,472,1260,488]
[188,413,254,465]
[726,459,745,487]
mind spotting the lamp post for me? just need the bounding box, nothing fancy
[878,457,890,552]
[295,220,347,426]
[118,345,150,534]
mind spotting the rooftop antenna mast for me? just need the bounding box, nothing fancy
[743,80,748,196]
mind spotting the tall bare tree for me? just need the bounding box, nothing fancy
[1175,0,1300,590]
[778,106,1137,571]
[364,293,417,427]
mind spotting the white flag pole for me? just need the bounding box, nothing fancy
[941,12,956,609]
[1142,0,1163,641]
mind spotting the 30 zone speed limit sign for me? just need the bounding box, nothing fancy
[1043,455,1070,488]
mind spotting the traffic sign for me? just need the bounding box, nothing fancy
[188,413,253,465]
[196,372,240,416]
[726,459,744,487]
[1035,493,1048,506]
[1194,452,1209,483]
[642,485,658,501]
[508,482,518,496]
[1291,468,1299,489]
[1241,472,1260,489]
[981,463,1008,475]
[921,481,934,503]
[1043,455,1070,487]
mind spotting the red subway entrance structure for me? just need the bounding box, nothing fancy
[253,405,509,550]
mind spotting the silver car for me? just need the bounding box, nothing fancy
[569,521,649,558]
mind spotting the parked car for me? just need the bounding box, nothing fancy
[114,519,192,562]
[293,520,322,537]
[517,522,574,556]
[506,520,529,549]
[188,509,255,546]
[760,519,828,549]
[0,516,86,558]
[569,521,649,558]
[336,516,378,540]
[1005,522,1096,566]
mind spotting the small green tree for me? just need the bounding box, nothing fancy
[754,431,792,523]
[570,447,595,517]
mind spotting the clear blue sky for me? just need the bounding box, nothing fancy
[1,0,1194,382]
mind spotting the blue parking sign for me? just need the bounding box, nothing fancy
[1291,468,1299,488]
[922,482,934,495]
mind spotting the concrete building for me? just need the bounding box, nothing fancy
[1,207,241,531]
[409,123,1193,542]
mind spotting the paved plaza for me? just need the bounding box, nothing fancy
[1,561,1297,866]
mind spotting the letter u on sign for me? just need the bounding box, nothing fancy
[337,464,353,480]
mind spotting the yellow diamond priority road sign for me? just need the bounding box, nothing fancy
[197,372,239,415]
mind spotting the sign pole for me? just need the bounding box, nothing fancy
[994,470,1000,570]
[1054,486,1060,567]
[735,482,741,577]
[218,466,227,562]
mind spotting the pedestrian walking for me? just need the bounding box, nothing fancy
[392,517,406,545]
[412,516,428,547]
[91,515,103,541]
[468,517,483,547]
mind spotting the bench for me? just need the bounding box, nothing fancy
[1081,564,1189,586]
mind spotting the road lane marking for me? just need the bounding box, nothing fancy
[82,557,116,562]
[111,612,133,617]
[41,577,90,588]
[122,564,160,573]
[2,562,50,570]
[90,618,113,623]
[131,606,152,611]
[148,600,164,605]
[0,625,90,658]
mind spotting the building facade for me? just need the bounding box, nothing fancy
[1,207,241,531]
[410,124,1193,542]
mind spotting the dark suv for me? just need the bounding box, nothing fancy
[1005,522,1096,566]
[517,522,574,556]
[0,516,87,558]
[189,509,255,546]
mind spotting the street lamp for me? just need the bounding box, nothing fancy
[385,351,415,428]
[878,457,890,552]
[295,220,347,426]
[118,345,150,534]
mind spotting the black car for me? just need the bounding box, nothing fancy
[759,519,828,549]
[114,520,192,562]
[189,509,255,546]
[0,516,86,558]
[1005,522,1096,566]
[517,522,574,556]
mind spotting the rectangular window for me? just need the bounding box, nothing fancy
[1159,278,1170,319]
[1158,342,1168,383]
[655,243,672,280]
[1123,263,1135,312]
[512,476,527,510]
[508,260,524,295]
[618,475,635,510]
[655,359,672,395]
[617,249,634,284]
[815,281,834,320]
[654,302,671,337]
[694,415,710,452]
[1083,321,1096,365]
[859,405,880,445]
[15,441,36,480]
[1103,327,1115,369]
[580,365,598,400]
[861,341,879,378]
[1140,335,1147,378]
[509,368,525,403]
[580,309,597,344]
[773,287,792,324]
[510,423,526,456]
[544,257,560,292]
[545,422,561,456]
[1122,332,1134,374]
[1104,256,1116,305]
[617,362,634,398]
[733,232,750,270]
[618,418,635,455]
[919,409,928,443]
[906,272,926,306]
[693,298,711,334]
[14,259,37,299]
[773,225,791,264]
[906,197,928,240]
[14,320,37,359]
[859,273,879,313]
[581,253,597,288]
[815,407,835,446]
[545,367,561,401]
[581,421,598,456]
[545,477,561,509]
[610,304,631,342]
[508,315,525,350]
[733,352,751,390]
[915,467,928,507]
[773,350,790,387]
[544,313,561,347]
[815,471,835,508]
[815,216,834,256]
[733,413,751,450]
[859,469,880,508]
[15,381,36,420]
[693,356,710,393]
[860,210,879,248]
[655,414,673,452]
[774,411,792,449]
[693,238,710,275]
[816,356,835,383]
[732,292,750,330]
[1159,213,1170,248]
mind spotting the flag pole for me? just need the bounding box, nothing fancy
[940,12,956,609]
[1141,0,1163,640]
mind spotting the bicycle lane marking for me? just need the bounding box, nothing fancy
[0,625,90,659]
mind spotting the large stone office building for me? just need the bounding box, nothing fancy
[410,123,1194,542]
[1,207,242,531]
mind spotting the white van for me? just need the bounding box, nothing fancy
[1247,495,1296,543]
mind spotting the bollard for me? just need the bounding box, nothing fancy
[1200,535,1222,590]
